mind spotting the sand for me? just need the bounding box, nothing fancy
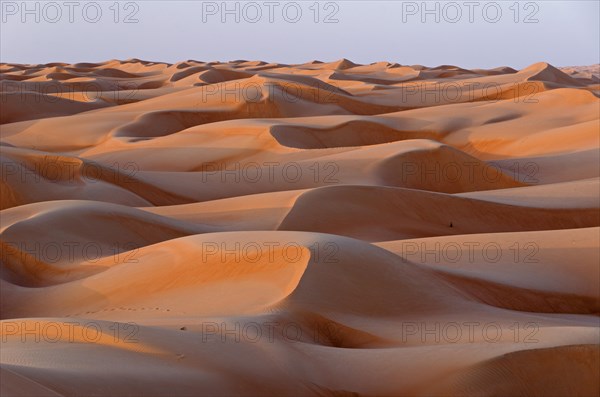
[1,59,599,396]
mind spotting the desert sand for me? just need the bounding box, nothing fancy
[0,59,599,396]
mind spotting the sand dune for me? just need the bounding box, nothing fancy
[279,185,599,241]
[1,59,598,396]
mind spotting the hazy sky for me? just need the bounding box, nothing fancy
[1,0,598,69]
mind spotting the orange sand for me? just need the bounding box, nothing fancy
[1,60,599,396]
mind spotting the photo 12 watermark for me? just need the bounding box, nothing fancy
[397,240,540,264]
[1,240,141,264]
[200,1,340,24]
[1,1,141,23]
[1,320,139,343]
[1,81,140,104]
[200,240,340,264]
[401,1,540,24]
[198,161,340,185]
[1,157,139,185]
[399,160,540,185]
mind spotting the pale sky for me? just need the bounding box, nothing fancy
[1,0,598,69]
